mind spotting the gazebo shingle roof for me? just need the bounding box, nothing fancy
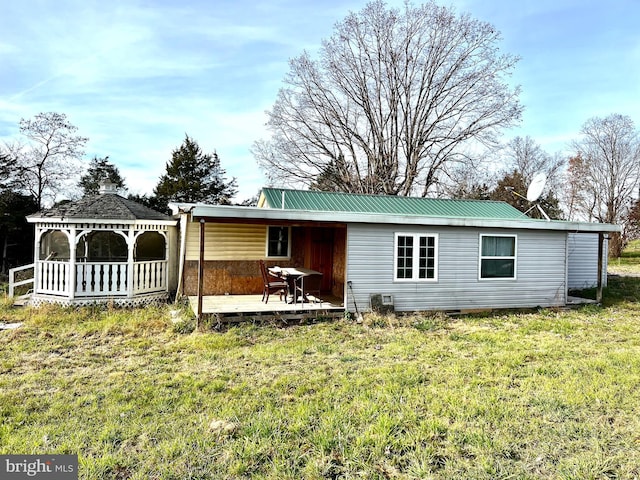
[31,194,173,221]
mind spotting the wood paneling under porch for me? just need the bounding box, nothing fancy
[188,293,344,319]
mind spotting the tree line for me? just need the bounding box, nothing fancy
[0,113,237,274]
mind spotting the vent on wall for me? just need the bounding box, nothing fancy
[370,294,394,314]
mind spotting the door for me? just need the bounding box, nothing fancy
[309,228,334,292]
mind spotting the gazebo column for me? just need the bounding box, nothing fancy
[33,226,43,294]
[127,228,136,297]
[68,226,77,299]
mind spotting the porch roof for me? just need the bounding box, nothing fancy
[171,203,619,235]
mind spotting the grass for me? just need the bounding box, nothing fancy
[608,239,640,276]
[3,278,640,478]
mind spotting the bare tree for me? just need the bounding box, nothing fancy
[6,112,88,209]
[569,114,640,256]
[503,136,564,188]
[253,0,522,196]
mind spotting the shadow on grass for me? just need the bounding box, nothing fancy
[571,275,640,307]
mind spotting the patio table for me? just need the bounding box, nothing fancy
[268,267,321,303]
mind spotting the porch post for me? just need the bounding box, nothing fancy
[596,232,604,303]
[197,219,205,324]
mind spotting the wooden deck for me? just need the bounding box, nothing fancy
[188,294,345,319]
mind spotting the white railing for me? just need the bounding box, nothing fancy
[37,261,71,296]
[8,263,35,298]
[75,262,128,296]
[133,260,168,294]
[32,260,168,298]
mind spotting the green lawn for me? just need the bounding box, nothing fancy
[2,281,640,479]
[608,239,640,276]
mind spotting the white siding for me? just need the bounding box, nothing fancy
[567,233,607,289]
[346,224,567,312]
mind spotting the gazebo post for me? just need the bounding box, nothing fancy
[33,226,42,295]
[127,228,136,298]
[68,226,77,299]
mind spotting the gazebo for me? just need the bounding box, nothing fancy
[25,182,178,306]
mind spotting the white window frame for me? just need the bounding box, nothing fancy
[393,232,438,282]
[265,226,291,259]
[479,234,517,280]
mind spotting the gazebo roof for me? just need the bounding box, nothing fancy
[29,193,174,222]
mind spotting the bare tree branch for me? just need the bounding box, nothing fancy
[253,0,522,196]
[7,112,88,208]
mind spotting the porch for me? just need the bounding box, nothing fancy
[188,293,344,321]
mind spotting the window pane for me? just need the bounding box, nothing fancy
[268,227,289,257]
[481,259,515,278]
[482,236,515,256]
[397,236,413,279]
[418,235,435,279]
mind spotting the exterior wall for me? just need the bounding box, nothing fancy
[567,233,608,290]
[346,224,567,312]
[185,222,267,261]
[182,223,304,295]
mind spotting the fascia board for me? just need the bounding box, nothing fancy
[182,204,620,233]
[27,217,178,227]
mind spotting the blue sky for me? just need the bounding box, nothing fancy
[1,0,639,202]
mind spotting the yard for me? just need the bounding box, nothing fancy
[2,263,640,478]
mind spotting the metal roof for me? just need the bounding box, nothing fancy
[169,188,619,233]
[260,188,526,220]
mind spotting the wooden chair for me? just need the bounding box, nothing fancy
[259,260,287,303]
[295,273,323,304]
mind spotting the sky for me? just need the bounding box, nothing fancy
[1,0,639,203]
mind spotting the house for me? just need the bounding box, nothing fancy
[171,188,619,316]
[16,182,179,306]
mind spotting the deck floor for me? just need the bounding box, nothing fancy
[188,294,344,315]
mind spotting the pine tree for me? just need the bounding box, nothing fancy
[78,156,126,196]
[153,136,237,212]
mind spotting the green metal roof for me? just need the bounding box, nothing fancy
[260,188,527,220]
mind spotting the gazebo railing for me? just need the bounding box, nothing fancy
[37,261,71,296]
[36,260,168,297]
[133,260,168,294]
[75,262,128,296]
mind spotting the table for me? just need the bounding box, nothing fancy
[268,267,322,303]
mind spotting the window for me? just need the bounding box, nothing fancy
[394,233,438,281]
[480,234,516,279]
[266,226,290,258]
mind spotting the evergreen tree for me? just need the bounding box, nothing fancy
[0,189,38,273]
[78,156,126,196]
[153,135,237,212]
[490,170,563,220]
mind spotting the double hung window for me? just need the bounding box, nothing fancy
[394,233,438,281]
[479,235,517,279]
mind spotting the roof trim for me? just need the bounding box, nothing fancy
[170,203,620,233]
[27,216,178,226]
